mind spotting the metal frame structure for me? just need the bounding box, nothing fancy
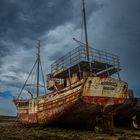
[51,45,120,78]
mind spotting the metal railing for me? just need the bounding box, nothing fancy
[51,45,120,74]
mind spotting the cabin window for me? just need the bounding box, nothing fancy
[77,72,80,80]
[77,72,83,80]
[81,72,83,78]
[18,102,29,107]
[64,79,67,87]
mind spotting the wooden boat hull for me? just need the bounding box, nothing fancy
[15,83,82,125]
[14,76,128,128]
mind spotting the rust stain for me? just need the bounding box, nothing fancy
[15,84,82,125]
[14,76,128,125]
[82,77,128,106]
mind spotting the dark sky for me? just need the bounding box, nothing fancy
[0,0,140,115]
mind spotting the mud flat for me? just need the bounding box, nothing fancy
[0,116,140,140]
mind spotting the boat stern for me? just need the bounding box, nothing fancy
[82,76,128,106]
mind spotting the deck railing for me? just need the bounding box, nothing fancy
[51,45,120,74]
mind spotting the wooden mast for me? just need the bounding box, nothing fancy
[17,40,46,99]
[37,40,40,97]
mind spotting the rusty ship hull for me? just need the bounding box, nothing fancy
[13,0,139,129]
[15,81,82,125]
[14,76,128,127]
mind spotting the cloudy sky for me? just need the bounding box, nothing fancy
[0,0,140,116]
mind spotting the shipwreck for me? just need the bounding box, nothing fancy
[14,0,140,130]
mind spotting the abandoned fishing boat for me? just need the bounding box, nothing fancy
[14,0,139,129]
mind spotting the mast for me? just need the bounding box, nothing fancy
[17,40,46,99]
[37,40,40,97]
[82,0,89,61]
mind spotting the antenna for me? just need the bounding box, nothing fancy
[73,38,86,46]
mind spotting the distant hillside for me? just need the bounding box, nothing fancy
[0,115,17,122]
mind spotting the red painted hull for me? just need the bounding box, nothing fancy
[82,96,126,106]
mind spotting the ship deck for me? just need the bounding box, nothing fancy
[53,60,120,78]
[51,45,121,78]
